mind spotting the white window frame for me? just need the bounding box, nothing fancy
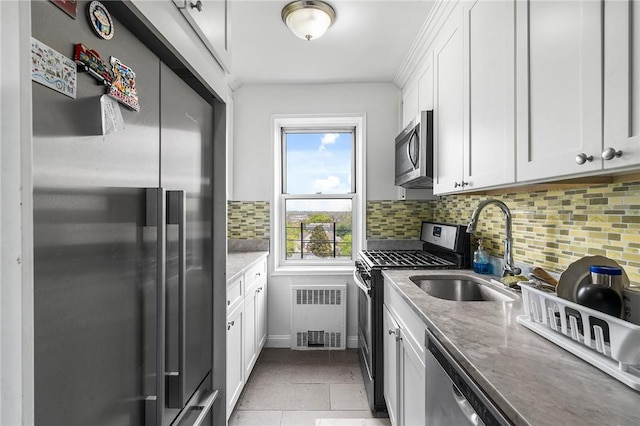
[271,114,366,275]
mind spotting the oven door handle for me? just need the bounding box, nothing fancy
[353,268,371,296]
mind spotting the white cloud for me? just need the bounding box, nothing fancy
[319,133,340,151]
[313,175,341,193]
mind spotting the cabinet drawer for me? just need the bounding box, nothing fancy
[227,275,243,313]
[244,258,266,292]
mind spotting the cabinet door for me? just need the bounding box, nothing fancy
[383,306,400,426]
[226,305,243,418]
[463,0,515,190]
[243,286,257,378]
[399,330,426,426]
[174,0,231,72]
[516,0,603,181]
[256,280,267,350]
[433,7,465,194]
[603,0,640,170]
[402,80,419,129]
[418,54,434,112]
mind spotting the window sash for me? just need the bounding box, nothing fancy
[281,128,356,195]
[281,193,355,264]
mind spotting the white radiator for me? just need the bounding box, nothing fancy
[291,284,347,350]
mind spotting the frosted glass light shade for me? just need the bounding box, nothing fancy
[282,1,336,41]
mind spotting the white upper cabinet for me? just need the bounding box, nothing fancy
[173,0,231,72]
[402,79,419,129]
[603,0,640,170]
[516,0,603,181]
[433,7,465,194]
[419,0,516,195]
[418,53,434,112]
[462,0,515,190]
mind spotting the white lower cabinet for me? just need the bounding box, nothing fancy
[243,284,257,378]
[226,255,268,419]
[256,280,267,349]
[383,306,400,426]
[226,303,244,418]
[400,332,426,426]
[384,281,426,426]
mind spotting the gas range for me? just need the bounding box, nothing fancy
[355,222,471,415]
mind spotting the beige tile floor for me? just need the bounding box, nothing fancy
[229,348,391,426]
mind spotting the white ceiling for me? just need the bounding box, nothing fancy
[229,0,435,87]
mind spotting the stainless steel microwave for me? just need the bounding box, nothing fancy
[394,110,434,188]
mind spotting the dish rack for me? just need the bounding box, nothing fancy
[517,282,640,391]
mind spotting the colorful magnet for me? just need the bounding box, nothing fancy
[88,1,114,40]
[50,0,77,19]
[31,37,77,99]
[74,43,112,86]
[108,57,139,112]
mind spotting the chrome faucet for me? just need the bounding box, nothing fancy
[466,199,521,277]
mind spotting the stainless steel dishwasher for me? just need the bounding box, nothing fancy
[425,329,511,426]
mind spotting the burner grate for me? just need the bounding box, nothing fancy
[361,250,455,268]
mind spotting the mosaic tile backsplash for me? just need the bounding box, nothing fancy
[430,181,640,284]
[228,180,640,283]
[227,201,270,239]
[366,201,433,240]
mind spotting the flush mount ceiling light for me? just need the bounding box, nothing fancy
[281,0,336,41]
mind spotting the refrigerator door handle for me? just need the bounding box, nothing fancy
[145,188,167,426]
[191,390,217,426]
[166,190,187,409]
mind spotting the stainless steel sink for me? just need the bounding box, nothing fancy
[410,275,516,302]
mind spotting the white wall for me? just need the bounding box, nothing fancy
[232,83,402,346]
[233,83,402,201]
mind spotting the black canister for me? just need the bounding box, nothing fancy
[576,265,623,318]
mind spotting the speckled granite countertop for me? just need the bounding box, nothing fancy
[383,269,640,426]
[227,251,268,283]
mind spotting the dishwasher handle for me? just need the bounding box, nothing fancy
[452,384,485,426]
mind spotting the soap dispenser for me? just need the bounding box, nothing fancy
[473,238,491,274]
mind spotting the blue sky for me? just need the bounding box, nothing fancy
[286,132,352,194]
[285,132,353,212]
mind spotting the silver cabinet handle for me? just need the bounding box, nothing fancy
[454,181,469,188]
[602,147,623,160]
[454,182,461,188]
[227,300,230,306]
[190,0,203,12]
[227,320,235,331]
[388,328,401,341]
[167,190,187,409]
[575,153,593,165]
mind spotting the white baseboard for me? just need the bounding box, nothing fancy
[266,334,359,349]
[265,335,291,348]
[347,335,358,349]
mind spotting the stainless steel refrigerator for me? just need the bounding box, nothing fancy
[32,1,216,425]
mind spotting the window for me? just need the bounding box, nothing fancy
[273,115,365,270]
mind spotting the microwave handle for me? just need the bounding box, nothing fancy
[407,128,419,168]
